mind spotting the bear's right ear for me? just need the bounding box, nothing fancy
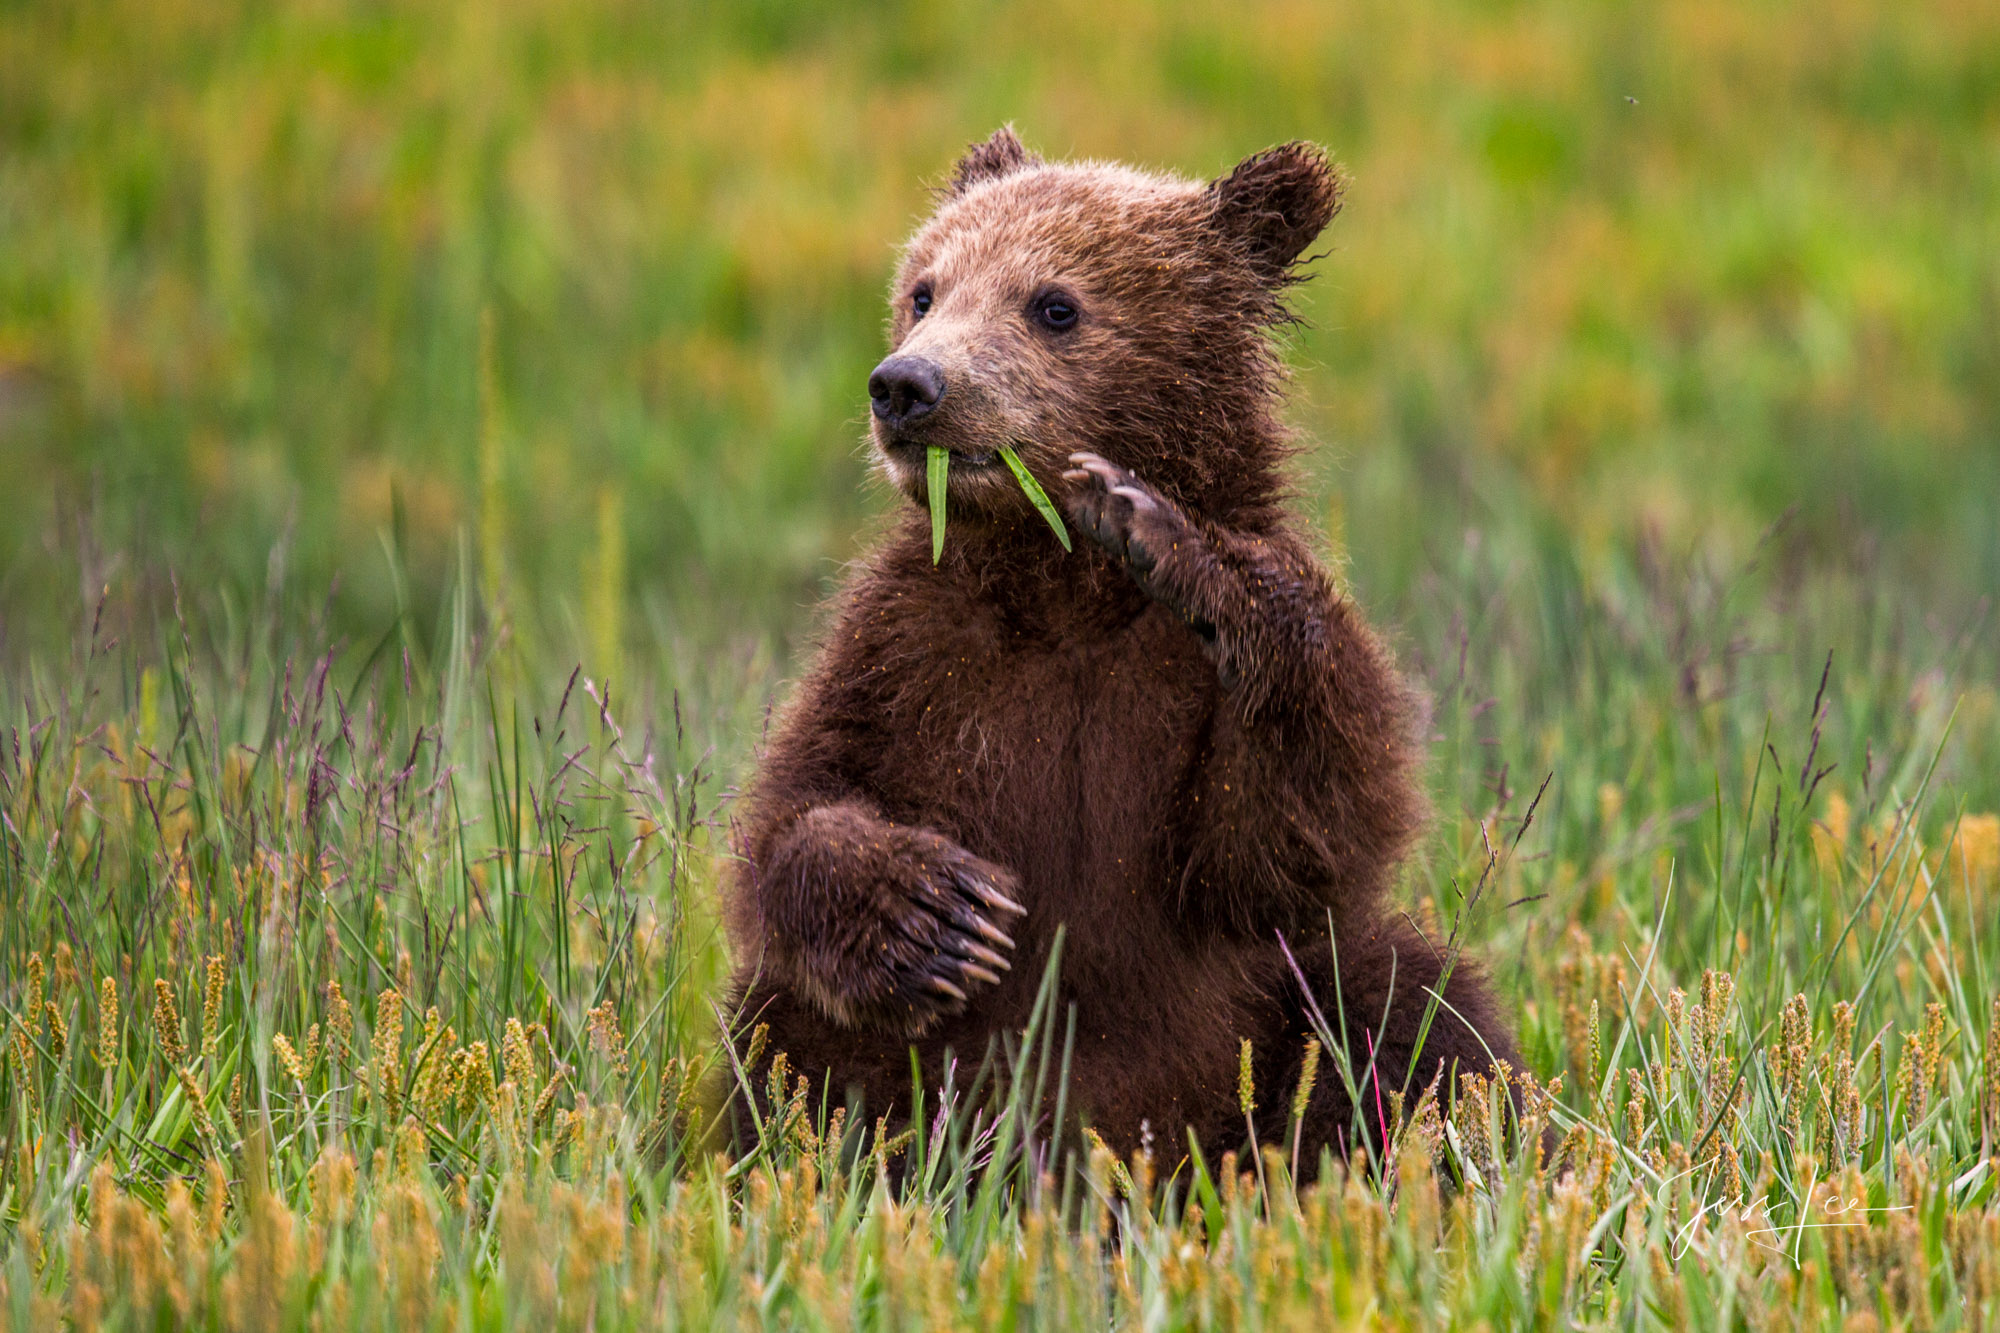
[947,126,1040,196]
[1207,142,1344,282]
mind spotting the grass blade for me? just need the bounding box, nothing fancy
[928,445,950,563]
[1000,445,1071,551]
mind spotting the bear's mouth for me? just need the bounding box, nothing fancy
[883,437,1000,469]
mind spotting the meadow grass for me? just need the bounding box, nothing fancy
[1,527,1997,1329]
[5,0,2000,1327]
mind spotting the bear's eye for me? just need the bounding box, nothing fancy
[1031,290,1080,332]
[911,285,933,319]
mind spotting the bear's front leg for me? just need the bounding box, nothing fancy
[1065,450,1313,707]
[1065,449,1425,931]
[744,800,1025,1036]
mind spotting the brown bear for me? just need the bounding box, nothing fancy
[722,128,1522,1172]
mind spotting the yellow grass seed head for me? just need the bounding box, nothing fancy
[153,978,185,1068]
[97,975,119,1069]
[273,1033,305,1083]
[202,954,225,1055]
[326,979,353,1065]
[372,988,405,1121]
[1292,1038,1322,1123]
[459,1041,497,1117]
[501,1016,535,1099]
[395,1116,428,1178]
[1895,1030,1924,1123]
[179,1066,215,1144]
[1238,1038,1257,1117]
[26,953,44,1033]
[1920,1001,1947,1104]
[588,1001,628,1074]
[412,1007,453,1116]
[308,1145,357,1230]
[44,1002,66,1059]
[532,1072,560,1131]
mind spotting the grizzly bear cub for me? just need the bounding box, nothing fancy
[724,128,1522,1170]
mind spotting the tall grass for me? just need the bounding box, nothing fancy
[1,524,1996,1327]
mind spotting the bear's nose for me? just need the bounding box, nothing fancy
[868,355,945,427]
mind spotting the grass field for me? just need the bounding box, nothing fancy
[4,0,2000,1327]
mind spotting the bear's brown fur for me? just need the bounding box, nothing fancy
[723,129,1522,1169]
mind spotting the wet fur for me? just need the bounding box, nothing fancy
[724,129,1521,1169]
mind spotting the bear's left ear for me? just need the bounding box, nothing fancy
[1207,142,1344,281]
[948,126,1040,196]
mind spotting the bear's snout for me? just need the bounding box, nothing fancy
[868,355,946,430]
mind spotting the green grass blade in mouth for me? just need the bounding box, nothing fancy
[999,446,1071,552]
[928,445,949,563]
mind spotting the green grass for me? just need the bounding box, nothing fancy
[3,0,2000,1326]
[2,520,1997,1328]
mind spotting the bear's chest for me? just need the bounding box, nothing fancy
[862,602,1217,898]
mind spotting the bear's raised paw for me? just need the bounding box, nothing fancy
[1064,451,1216,641]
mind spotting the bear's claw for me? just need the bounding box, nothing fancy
[859,836,1025,1032]
[1063,451,1216,639]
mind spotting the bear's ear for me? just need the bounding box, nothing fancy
[947,126,1040,196]
[1207,142,1344,281]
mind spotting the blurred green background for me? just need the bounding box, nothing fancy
[3,0,1997,724]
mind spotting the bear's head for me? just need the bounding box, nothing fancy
[868,128,1343,530]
